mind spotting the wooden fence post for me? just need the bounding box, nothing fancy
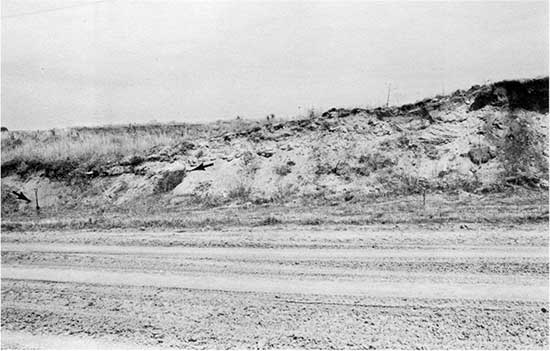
[34,188,40,214]
[422,189,426,208]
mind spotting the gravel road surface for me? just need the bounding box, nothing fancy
[1,224,548,349]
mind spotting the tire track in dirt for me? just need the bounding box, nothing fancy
[3,266,548,301]
[2,240,548,302]
[1,330,158,350]
[2,279,548,349]
[2,242,547,258]
[1,228,548,349]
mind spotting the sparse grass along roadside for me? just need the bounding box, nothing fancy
[2,190,547,232]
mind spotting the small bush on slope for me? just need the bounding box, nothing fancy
[274,163,292,176]
[154,170,187,193]
[227,183,252,202]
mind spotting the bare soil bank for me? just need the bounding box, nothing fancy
[2,78,548,225]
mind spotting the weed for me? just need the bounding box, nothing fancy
[227,183,252,201]
[241,151,261,175]
[259,216,282,226]
[274,163,292,176]
[270,183,299,203]
[300,218,322,225]
[195,149,205,159]
[154,170,187,193]
[376,170,423,195]
[358,152,395,171]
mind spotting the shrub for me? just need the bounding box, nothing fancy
[307,108,319,119]
[274,163,292,176]
[376,170,424,195]
[357,152,395,172]
[259,216,282,226]
[270,183,299,203]
[195,149,205,159]
[300,218,322,225]
[154,170,186,193]
[241,151,261,175]
[227,183,251,201]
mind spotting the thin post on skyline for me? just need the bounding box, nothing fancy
[386,83,392,107]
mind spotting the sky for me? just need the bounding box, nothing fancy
[1,0,548,130]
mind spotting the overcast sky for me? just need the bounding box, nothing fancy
[1,0,548,130]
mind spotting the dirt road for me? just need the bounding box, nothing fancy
[1,224,549,349]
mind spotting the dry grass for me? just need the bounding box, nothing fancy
[0,119,273,176]
[1,190,547,232]
[2,132,175,165]
[1,108,325,170]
